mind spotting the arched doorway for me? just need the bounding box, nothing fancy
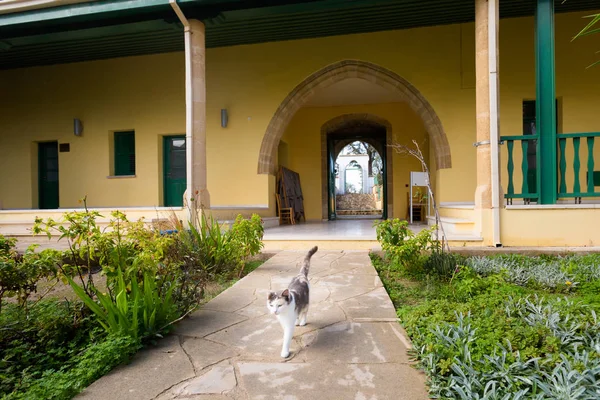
[321,114,392,220]
[257,59,451,176]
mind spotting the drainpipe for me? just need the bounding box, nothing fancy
[488,0,502,247]
[170,0,194,224]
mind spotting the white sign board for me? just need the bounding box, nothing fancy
[409,171,430,224]
[410,171,428,187]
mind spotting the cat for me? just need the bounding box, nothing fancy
[267,246,318,358]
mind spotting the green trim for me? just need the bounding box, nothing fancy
[0,0,223,27]
[559,137,567,194]
[557,132,600,138]
[558,192,600,198]
[114,131,136,176]
[500,135,539,141]
[163,135,186,207]
[535,0,557,204]
[573,137,581,193]
[507,141,515,195]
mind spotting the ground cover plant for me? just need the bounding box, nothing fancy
[1,198,266,400]
[373,218,600,399]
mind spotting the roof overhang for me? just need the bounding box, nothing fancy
[0,0,598,70]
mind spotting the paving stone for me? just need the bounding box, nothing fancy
[234,270,273,288]
[76,336,194,400]
[307,283,330,304]
[202,287,257,313]
[337,287,397,320]
[181,338,239,372]
[175,363,237,395]
[205,314,285,358]
[236,297,270,318]
[80,250,429,400]
[301,321,410,364]
[315,272,382,288]
[238,362,428,400]
[294,300,347,332]
[173,310,247,338]
[327,284,377,302]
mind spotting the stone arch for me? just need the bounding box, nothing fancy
[319,113,394,219]
[257,59,451,175]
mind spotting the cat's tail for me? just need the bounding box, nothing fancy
[300,246,318,277]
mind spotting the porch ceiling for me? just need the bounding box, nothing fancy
[0,0,598,70]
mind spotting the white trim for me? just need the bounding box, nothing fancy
[488,0,501,247]
[0,206,184,214]
[106,175,136,179]
[210,205,269,210]
[506,204,600,210]
[439,202,475,209]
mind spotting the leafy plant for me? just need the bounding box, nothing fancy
[0,234,16,257]
[4,335,140,400]
[66,267,178,340]
[572,11,600,68]
[0,245,60,312]
[374,218,437,277]
[375,250,600,399]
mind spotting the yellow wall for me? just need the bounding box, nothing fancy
[501,207,600,247]
[0,53,186,208]
[280,103,429,220]
[0,10,599,214]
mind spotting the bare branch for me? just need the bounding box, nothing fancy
[388,140,450,253]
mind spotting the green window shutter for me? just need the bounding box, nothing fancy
[114,131,135,176]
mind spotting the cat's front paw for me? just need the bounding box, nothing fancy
[281,350,290,358]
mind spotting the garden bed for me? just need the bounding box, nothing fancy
[372,219,600,399]
[1,205,268,400]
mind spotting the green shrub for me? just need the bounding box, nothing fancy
[182,211,264,279]
[423,251,460,279]
[0,245,60,311]
[374,218,438,276]
[0,234,16,257]
[4,201,267,400]
[374,250,600,399]
[0,299,99,397]
[4,335,140,400]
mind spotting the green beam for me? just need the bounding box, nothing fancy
[0,0,237,27]
[535,0,557,204]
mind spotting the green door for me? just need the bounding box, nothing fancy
[38,142,59,209]
[163,136,187,207]
[327,137,337,220]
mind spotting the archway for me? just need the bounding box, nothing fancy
[257,59,451,175]
[320,114,393,220]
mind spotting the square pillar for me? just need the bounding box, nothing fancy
[536,0,557,204]
[186,19,210,218]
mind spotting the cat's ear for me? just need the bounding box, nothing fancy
[268,291,277,301]
[281,289,290,301]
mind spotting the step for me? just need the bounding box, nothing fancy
[438,203,476,219]
[427,216,476,235]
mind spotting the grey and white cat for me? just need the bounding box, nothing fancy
[267,246,318,358]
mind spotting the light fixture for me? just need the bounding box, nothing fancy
[221,109,228,128]
[74,118,83,136]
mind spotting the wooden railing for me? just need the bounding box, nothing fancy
[557,132,600,202]
[502,132,600,204]
[501,134,539,204]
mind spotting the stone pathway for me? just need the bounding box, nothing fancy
[77,250,429,400]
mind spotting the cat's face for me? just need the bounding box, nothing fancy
[267,289,292,315]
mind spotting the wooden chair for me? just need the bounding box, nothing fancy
[276,193,295,225]
[406,192,426,223]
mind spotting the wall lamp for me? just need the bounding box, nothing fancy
[221,109,228,128]
[74,118,83,136]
